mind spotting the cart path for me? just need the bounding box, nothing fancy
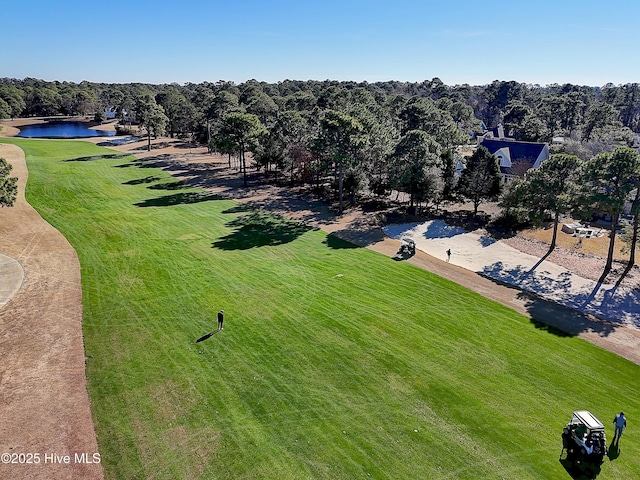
[0,143,103,480]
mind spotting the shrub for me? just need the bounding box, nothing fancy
[115,124,136,136]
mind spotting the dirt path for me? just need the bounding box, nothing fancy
[0,143,103,480]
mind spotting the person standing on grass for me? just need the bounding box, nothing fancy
[613,412,627,444]
[218,309,224,330]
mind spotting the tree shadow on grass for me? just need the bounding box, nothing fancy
[114,155,169,169]
[64,153,131,162]
[221,204,255,215]
[324,214,386,249]
[530,317,575,337]
[114,162,136,169]
[122,175,161,185]
[212,211,312,250]
[114,160,163,169]
[522,292,610,338]
[136,161,163,169]
[147,180,190,190]
[135,192,223,207]
[323,234,359,249]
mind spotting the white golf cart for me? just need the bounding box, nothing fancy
[560,410,607,465]
[392,237,416,261]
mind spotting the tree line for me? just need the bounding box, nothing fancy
[2,77,640,277]
[3,77,640,143]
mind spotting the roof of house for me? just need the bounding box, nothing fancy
[480,138,549,176]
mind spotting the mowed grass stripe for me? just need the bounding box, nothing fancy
[3,137,638,479]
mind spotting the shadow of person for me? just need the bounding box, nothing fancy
[607,441,620,461]
[196,328,221,343]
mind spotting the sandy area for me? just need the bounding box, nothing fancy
[0,142,103,480]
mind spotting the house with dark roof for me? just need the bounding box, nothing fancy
[467,122,550,183]
[479,138,550,183]
[478,122,514,141]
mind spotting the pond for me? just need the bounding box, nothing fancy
[17,121,115,138]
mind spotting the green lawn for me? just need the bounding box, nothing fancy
[3,137,639,479]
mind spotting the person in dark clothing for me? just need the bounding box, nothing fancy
[446,249,451,262]
[613,412,627,445]
[218,310,224,330]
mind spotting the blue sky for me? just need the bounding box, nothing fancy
[4,0,639,87]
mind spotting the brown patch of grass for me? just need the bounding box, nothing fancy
[148,381,199,423]
[132,383,220,479]
[163,425,220,478]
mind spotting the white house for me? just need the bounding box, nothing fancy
[104,106,117,119]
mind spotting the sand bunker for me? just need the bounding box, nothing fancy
[0,253,24,307]
[385,220,640,329]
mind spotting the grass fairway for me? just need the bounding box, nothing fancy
[3,137,639,479]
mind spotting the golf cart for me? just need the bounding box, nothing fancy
[392,237,416,261]
[560,410,607,466]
